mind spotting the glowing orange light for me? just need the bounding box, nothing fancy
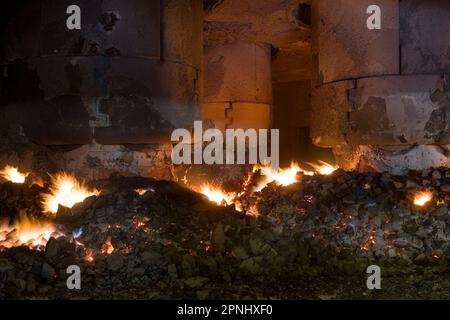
[42,173,99,214]
[413,191,432,207]
[85,250,95,263]
[0,165,29,183]
[306,161,338,175]
[254,162,306,191]
[101,238,114,255]
[0,213,61,250]
[199,183,236,206]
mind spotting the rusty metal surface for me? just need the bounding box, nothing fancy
[3,0,160,60]
[310,80,354,148]
[204,42,272,105]
[1,55,200,145]
[204,42,272,131]
[312,75,450,147]
[97,57,201,130]
[203,0,310,48]
[312,0,399,85]
[400,0,450,75]
[311,0,450,155]
[0,0,202,146]
[348,75,450,145]
[0,60,92,145]
[203,102,271,131]
[163,0,203,69]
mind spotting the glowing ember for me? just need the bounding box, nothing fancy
[0,213,61,250]
[133,217,149,229]
[134,188,155,195]
[245,205,260,218]
[85,249,95,263]
[413,191,432,207]
[42,173,99,214]
[307,161,338,175]
[101,238,114,255]
[200,183,236,206]
[0,165,29,183]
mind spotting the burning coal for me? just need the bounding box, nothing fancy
[42,173,99,214]
[254,161,337,192]
[197,161,339,212]
[0,165,29,183]
[0,212,61,250]
[413,191,433,207]
[101,237,115,255]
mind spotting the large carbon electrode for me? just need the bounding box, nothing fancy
[310,0,450,172]
[0,0,203,146]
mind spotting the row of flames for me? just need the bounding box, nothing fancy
[198,161,340,206]
[197,162,435,210]
[0,162,436,251]
[0,166,99,214]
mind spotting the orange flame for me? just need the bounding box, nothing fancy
[134,188,147,196]
[200,183,236,206]
[42,173,99,214]
[0,213,62,250]
[0,165,29,183]
[306,161,338,175]
[252,161,338,192]
[193,161,338,214]
[254,162,309,191]
[413,191,432,207]
[259,162,303,186]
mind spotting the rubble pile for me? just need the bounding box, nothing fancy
[245,168,450,265]
[0,169,449,299]
[0,181,47,221]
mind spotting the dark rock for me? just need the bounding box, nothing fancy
[40,263,55,279]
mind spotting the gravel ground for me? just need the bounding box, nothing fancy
[0,168,449,300]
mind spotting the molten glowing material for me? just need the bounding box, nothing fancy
[307,161,338,175]
[0,213,61,250]
[413,192,432,207]
[200,183,235,206]
[0,165,29,183]
[42,173,99,214]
